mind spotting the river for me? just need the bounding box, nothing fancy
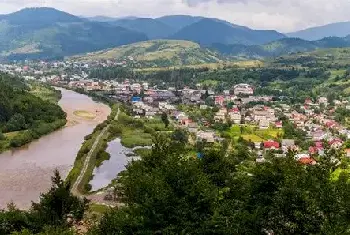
[89,138,141,191]
[0,88,111,209]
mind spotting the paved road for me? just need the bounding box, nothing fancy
[71,108,120,196]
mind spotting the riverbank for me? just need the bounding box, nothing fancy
[67,103,118,194]
[0,84,67,153]
[69,100,175,195]
[0,88,110,209]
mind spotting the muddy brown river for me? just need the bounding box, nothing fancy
[0,88,111,209]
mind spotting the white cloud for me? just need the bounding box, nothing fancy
[1,0,350,32]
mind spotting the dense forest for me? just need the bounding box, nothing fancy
[0,73,66,151]
[3,133,350,234]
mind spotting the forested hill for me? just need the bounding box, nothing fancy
[0,73,66,151]
[0,8,148,60]
[211,36,350,59]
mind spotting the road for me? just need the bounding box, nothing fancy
[71,107,120,196]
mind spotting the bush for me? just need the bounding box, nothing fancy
[10,131,33,148]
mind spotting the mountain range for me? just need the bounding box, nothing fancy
[210,36,350,59]
[0,8,147,60]
[2,7,350,61]
[0,7,286,60]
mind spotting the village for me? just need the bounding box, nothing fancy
[2,61,350,165]
[59,78,350,165]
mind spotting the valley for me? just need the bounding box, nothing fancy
[3,4,350,235]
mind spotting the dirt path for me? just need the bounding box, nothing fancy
[71,108,120,196]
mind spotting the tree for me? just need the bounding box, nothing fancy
[30,170,89,229]
[91,135,350,234]
[171,129,188,144]
[4,113,26,132]
[161,112,169,128]
[0,170,88,234]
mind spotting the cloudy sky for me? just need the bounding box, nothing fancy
[1,0,350,32]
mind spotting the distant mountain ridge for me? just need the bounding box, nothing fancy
[0,7,148,60]
[287,21,350,40]
[211,36,350,59]
[101,16,286,46]
[111,18,175,39]
[170,18,285,46]
[3,7,350,61]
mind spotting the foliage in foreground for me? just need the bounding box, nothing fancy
[91,133,350,235]
[3,133,350,234]
[0,170,88,235]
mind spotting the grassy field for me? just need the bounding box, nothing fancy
[136,60,263,72]
[226,125,282,142]
[73,40,222,67]
[121,129,153,148]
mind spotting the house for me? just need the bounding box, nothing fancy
[143,96,153,103]
[297,155,317,165]
[318,97,328,105]
[197,131,215,143]
[275,121,283,128]
[188,123,199,133]
[259,119,270,129]
[228,108,241,124]
[214,108,227,123]
[132,96,142,103]
[345,149,350,158]
[233,84,254,95]
[181,118,192,126]
[230,113,241,124]
[309,143,324,156]
[305,98,313,105]
[145,111,156,118]
[281,139,295,152]
[214,96,225,106]
[254,142,263,149]
[264,140,280,150]
[312,130,328,141]
[329,138,343,149]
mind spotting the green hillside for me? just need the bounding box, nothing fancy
[211,37,350,59]
[0,8,148,60]
[72,40,223,67]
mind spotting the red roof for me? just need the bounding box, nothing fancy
[229,108,239,113]
[315,141,323,148]
[264,141,280,149]
[299,157,316,165]
[309,146,323,155]
[275,121,282,127]
[305,98,312,104]
[328,139,343,146]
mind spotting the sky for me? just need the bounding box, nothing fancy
[1,0,350,32]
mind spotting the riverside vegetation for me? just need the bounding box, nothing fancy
[67,98,174,194]
[0,73,66,152]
